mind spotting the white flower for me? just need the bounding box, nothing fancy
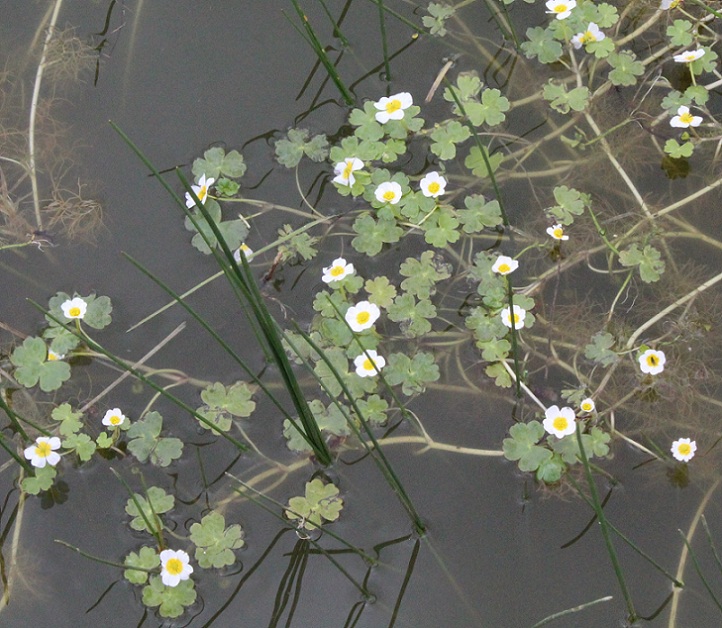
[233,243,254,263]
[671,438,696,462]
[24,436,61,468]
[492,255,518,275]
[501,304,526,329]
[580,398,596,413]
[102,408,127,428]
[345,301,381,332]
[354,350,386,377]
[322,258,355,283]
[639,349,666,375]
[660,0,681,9]
[547,224,569,241]
[546,0,577,20]
[373,92,413,124]
[571,23,605,49]
[333,158,364,187]
[159,549,194,587]
[61,297,87,320]
[419,171,447,198]
[670,105,703,129]
[673,49,705,64]
[543,405,577,438]
[185,174,215,208]
[47,348,65,361]
[374,181,403,205]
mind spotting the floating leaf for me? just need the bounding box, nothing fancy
[399,251,451,300]
[285,478,344,530]
[422,2,455,37]
[365,276,397,308]
[192,147,246,180]
[584,331,618,366]
[189,511,245,569]
[274,128,329,167]
[21,465,57,495]
[465,145,503,178]
[619,243,665,282]
[142,576,196,619]
[502,421,552,472]
[384,351,439,395]
[125,486,175,533]
[521,27,563,64]
[10,337,71,392]
[608,51,644,87]
[124,546,160,585]
[52,403,83,437]
[127,412,184,467]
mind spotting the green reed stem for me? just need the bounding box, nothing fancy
[575,427,636,621]
[689,0,722,19]
[364,0,424,34]
[567,474,684,587]
[55,539,156,573]
[504,276,522,398]
[701,516,722,579]
[0,394,31,441]
[178,171,333,466]
[377,0,391,82]
[109,467,164,548]
[678,530,722,614]
[123,253,317,451]
[293,327,426,535]
[317,0,349,46]
[286,0,354,104]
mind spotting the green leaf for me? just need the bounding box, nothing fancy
[277,224,318,262]
[465,145,503,178]
[661,89,689,113]
[189,511,245,569]
[274,128,329,167]
[502,421,552,472]
[423,2,455,36]
[356,394,389,425]
[423,208,460,248]
[693,47,718,75]
[543,81,590,114]
[127,412,184,467]
[608,51,644,87]
[142,576,196,619]
[664,139,694,159]
[467,89,510,127]
[458,195,502,232]
[429,120,471,160]
[584,331,618,366]
[619,243,665,282]
[384,351,439,395]
[550,428,611,464]
[215,178,240,197]
[46,292,113,331]
[399,250,451,299]
[536,455,566,483]
[684,85,709,106]
[387,294,436,337]
[52,403,83,437]
[666,20,694,47]
[586,37,615,59]
[96,432,114,449]
[185,201,249,256]
[62,433,96,462]
[443,72,483,104]
[43,327,80,355]
[124,546,160,585]
[21,465,57,494]
[285,478,343,530]
[193,147,246,180]
[365,276,397,308]
[582,2,619,28]
[197,381,256,434]
[10,336,71,392]
[521,26,563,64]
[547,185,589,225]
[485,362,512,387]
[125,486,174,533]
[352,214,403,256]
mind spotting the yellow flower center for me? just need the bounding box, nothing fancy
[509,313,520,325]
[553,228,564,238]
[385,99,402,113]
[647,354,659,367]
[498,263,511,274]
[240,244,251,253]
[68,306,81,317]
[679,112,694,124]
[356,311,371,325]
[109,414,122,426]
[35,441,52,458]
[198,185,208,201]
[553,416,569,431]
[581,402,593,411]
[677,443,691,456]
[670,0,680,7]
[330,265,344,277]
[553,4,568,13]
[581,31,597,44]
[383,190,396,201]
[165,558,184,576]
[427,181,440,194]
[343,162,354,179]
[48,352,58,361]
[362,358,374,371]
